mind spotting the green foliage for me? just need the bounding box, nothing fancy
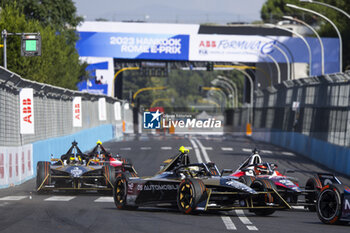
[0,2,87,89]
[123,70,245,112]
[260,0,350,70]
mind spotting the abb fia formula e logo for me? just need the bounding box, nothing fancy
[143,110,162,129]
[199,40,216,48]
[20,88,34,134]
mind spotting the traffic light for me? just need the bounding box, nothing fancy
[206,62,214,71]
[21,33,41,56]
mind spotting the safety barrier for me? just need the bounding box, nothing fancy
[248,71,350,176]
[0,66,134,188]
[252,129,350,176]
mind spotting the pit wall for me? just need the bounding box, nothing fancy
[0,124,115,188]
[252,129,350,176]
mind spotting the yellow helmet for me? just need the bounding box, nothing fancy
[96,140,102,145]
[179,146,189,154]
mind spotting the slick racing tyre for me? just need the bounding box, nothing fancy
[239,175,256,187]
[316,184,345,225]
[177,178,206,214]
[36,161,51,194]
[250,179,277,216]
[305,176,322,212]
[113,175,137,210]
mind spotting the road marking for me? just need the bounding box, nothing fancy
[235,210,252,224]
[291,206,305,210]
[242,148,252,152]
[222,147,233,151]
[261,150,272,154]
[44,196,76,201]
[247,226,258,231]
[184,146,193,150]
[189,139,203,163]
[194,138,211,162]
[282,151,295,156]
[204,147,213,150]
[0,196,27,201]
[120,147,131,150]
[94,197,114,202]
[161,147,172,150]
[235,210,258,231]
[221,216,237,230]
[0,202,10,207]
[140,147,151,150]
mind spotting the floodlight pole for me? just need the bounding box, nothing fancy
[1,29,7,69]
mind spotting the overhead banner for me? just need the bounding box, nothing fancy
[77,32,189,60]
[72,97,82,127]
[98,98,107,121]
[114,102,121,121]
[20,88,34,134]
[189,34,277,62]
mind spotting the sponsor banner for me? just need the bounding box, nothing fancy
[20,88,34,134]
[114,102,121,121]
[189,34,277,62]
[98,98,107,121]
[0,144,33,187]
[72,97,82,127]
[77,32,189,60]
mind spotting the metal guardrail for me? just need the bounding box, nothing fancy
[252,71,350,147]
[0,66,132,147]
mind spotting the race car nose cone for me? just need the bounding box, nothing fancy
[70,167,83,178]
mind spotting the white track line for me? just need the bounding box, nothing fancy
[221,147,234,151]
[242,148,252,152]
[204,147,213,150]
[44,196,76,201]
[120,147,131,151]
[235,210,258,231]
[140,147,151,150]
[247,226,258,231]
[235,210,252,224]
[194,138,210,163]
[161,147,172,150]
[261,150,272,154]
[0,196,27,201]
[189,139,203,163]
[94,197,114,202]
[221,216,237,230]
[282,152,295,156]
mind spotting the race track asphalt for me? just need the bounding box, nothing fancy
[0,133,349,233]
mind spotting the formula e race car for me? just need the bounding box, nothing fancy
[88,140,134,169]
[230,149,342,210]
[316,184,350,224]
[36,141,136,193]
[113,146,291,215]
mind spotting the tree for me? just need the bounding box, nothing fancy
[0,3,87,89]
[260,0,350,71]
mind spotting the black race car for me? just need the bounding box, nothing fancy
[113,146,291,215]
[316,184,350,224]
[36,141,135,193]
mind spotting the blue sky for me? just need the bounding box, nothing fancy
[73,0,266,24]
